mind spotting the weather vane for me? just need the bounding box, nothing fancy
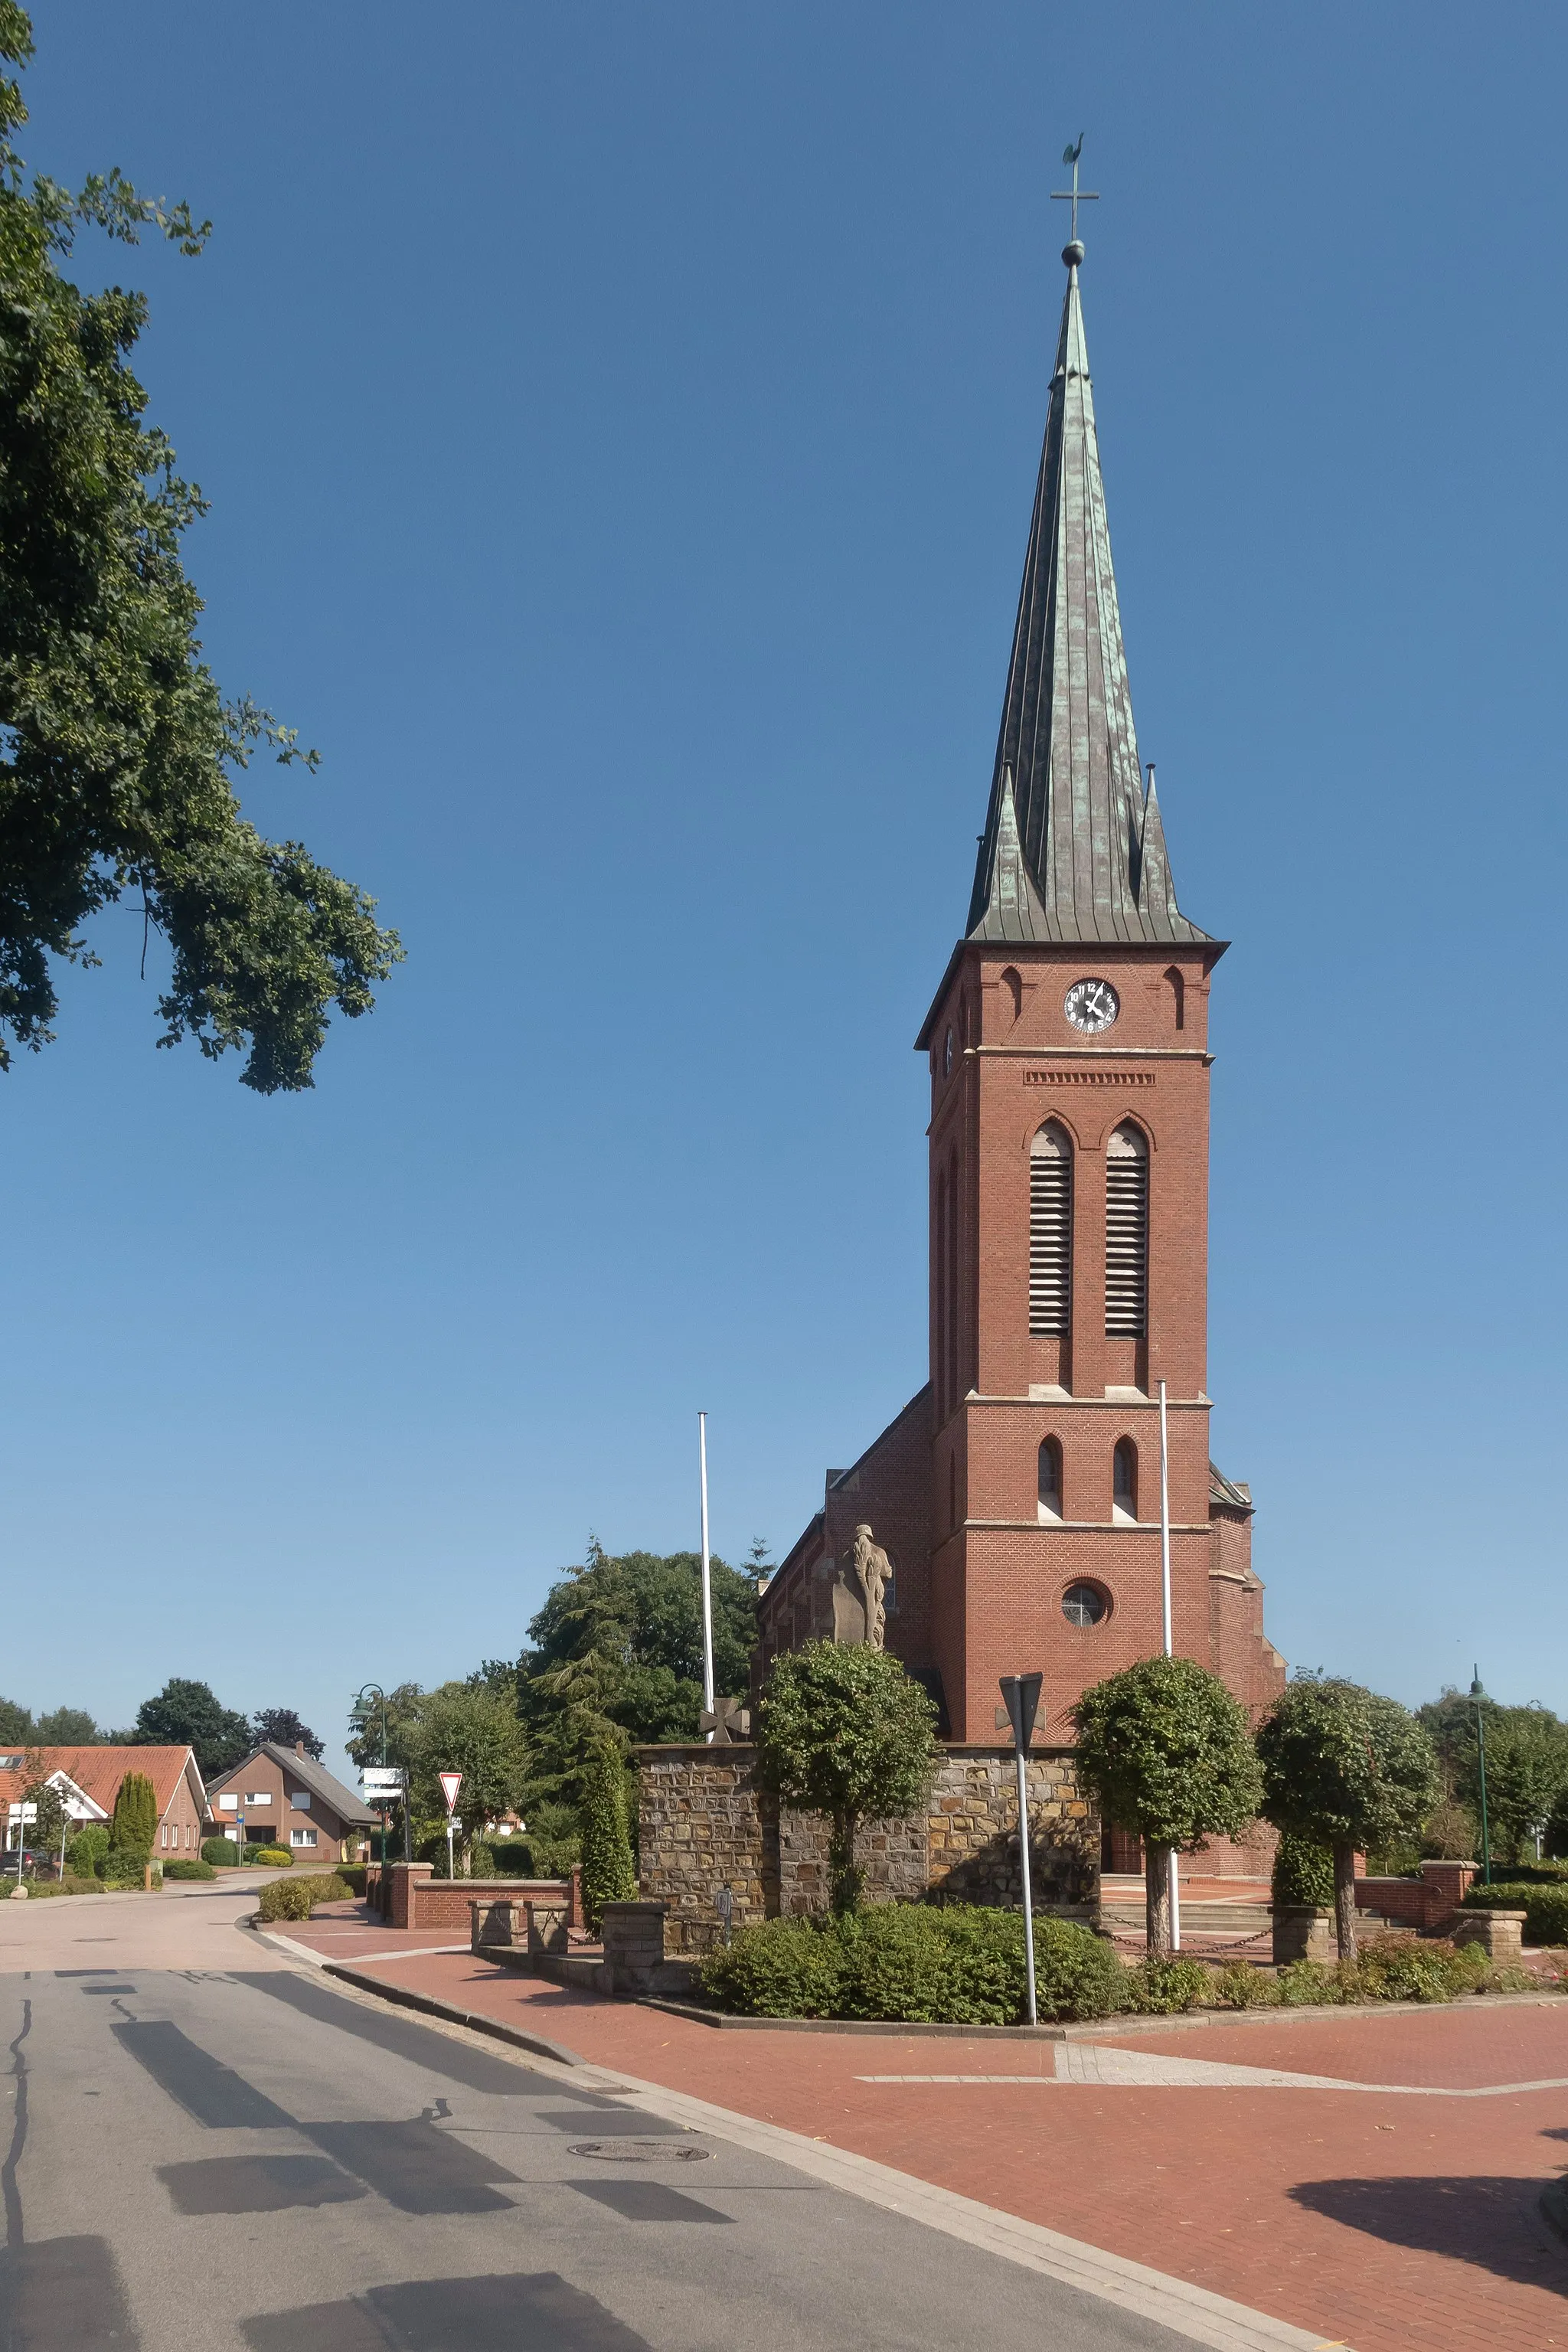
[1051,134,1099,251]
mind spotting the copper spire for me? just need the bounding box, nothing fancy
[967,236,1210,948]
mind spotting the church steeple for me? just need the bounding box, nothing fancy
[967,237,1211,948]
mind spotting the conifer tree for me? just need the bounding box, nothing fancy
[578,1739,636,1929]
[109,1770,158,1858]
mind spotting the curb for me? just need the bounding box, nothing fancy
[321,1960,586,2069]
[634,1984,1567,2040]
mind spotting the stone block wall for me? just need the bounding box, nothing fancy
[636,1742,1097,1954]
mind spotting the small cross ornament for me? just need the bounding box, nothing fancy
[1050,135,1099,247]
[701,1696,751,1745]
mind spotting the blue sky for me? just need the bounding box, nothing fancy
[8,3,1565,1780]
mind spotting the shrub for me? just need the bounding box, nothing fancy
[23,1874,106,1899]
[100,1849,158,1888]
[1270,1833,1334,1908]
[162,1858,216,1881]
[251,1846,292,1868]
[1462,1882,1568,1945]
[1276,1959,1338,2006]
[201,1838,239,1866]
[1213,1962,1281,2008]
[67,1825,109,1877]
[1349,1932,1485,2004]
[697,1919,849,2018]
[838,1907,962,2022]
[256,1872,351,1923]
[1123,1956,1214,2014]
[336,1866,368,1896]
[486,1839,537,1877]
[696,1904,1126,2025]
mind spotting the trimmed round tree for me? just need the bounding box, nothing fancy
[755,1643,939,1915]
[1073,1657,1264,1957]
[1256,1677,1439,1962]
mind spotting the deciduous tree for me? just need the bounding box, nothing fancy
[1256,1677,1439,1962]
[0,5,400,1090]
[132,1678,250,1781]
[754,1643,938,1916]
[1073,1657,1263,1958]
[251,1707,324,1762]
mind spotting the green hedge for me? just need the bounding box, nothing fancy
[162,1859,216,1881]
[251,1846,292,1867]
[256,1873,351,1923]
[336,1866,368,1896]
[1461,1882,1568,1945]
[697,1905,1127,2025]
[1122,1956,1213,2014]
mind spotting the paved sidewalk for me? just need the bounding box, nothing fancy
[279,1920,1568,2352]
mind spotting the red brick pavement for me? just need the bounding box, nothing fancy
[278,1919,1568,2352]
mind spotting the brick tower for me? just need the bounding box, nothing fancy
[757,230,1285,1791]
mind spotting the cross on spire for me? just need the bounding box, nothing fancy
[1050,134,1099,252]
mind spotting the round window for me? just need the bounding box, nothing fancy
[1061,1581,1109,1628]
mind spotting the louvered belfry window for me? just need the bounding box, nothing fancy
[1028,1122,1073,1335]
[1104,1122,1148,1338]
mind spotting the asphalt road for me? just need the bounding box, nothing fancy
[0,1896,1198,2352]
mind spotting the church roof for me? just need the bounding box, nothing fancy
[965,241,1213,949]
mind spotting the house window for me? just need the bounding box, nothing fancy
[1105,1122,1148,1338]
[244,1791,270,1807]
[1037,1438,1063,1523]
[218,1794,239,1811]
[290,1828,318,1848]
[1028,1122,1073,1335]
[158,1825,167,1848]
[289,1792,311,1811]
[1112,1439,1138,1524]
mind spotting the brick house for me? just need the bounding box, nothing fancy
[0,1746,207,1859]
[756,230,1285,1866]
[204,1742,376,1864]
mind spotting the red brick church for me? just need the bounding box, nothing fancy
[757,228,1286,1766]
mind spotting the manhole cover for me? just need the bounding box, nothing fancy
[569,2139,710,2164]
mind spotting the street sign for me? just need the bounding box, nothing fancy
[438,1772,462,1815]
[361,1769,406,1796]
[7,1804,37,1823]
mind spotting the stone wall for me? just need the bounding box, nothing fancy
[636,1742,1096,1954]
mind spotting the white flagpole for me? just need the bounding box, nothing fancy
[698,1411,716,1729]
[1159,1377,1180,1953]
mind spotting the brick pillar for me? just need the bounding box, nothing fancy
[389,1861,432,1931]
[1419,1859,1478,1929]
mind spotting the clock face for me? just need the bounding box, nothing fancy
[1064,978,1120,1034]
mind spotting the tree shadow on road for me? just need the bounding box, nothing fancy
[1289,2176,1568,2292]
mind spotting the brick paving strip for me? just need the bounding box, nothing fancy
[262,1918,1568,2352]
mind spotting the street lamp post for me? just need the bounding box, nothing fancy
[1469,1667,1492,1887]
[351,1684,390,1871]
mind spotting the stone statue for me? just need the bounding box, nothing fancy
[851,1523,891,1652]
[830,1570,867,1646]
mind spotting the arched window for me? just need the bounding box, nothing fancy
[1112,1438,1138,1524]
[1037,1438,1063,1523]
[1000,966,1023,1026]
[1164,966,1185,1031]
[1105,1122,1148,1338]
[1029,1122,1073,1335]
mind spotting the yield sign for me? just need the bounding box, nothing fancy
[439,1772,462,1815]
